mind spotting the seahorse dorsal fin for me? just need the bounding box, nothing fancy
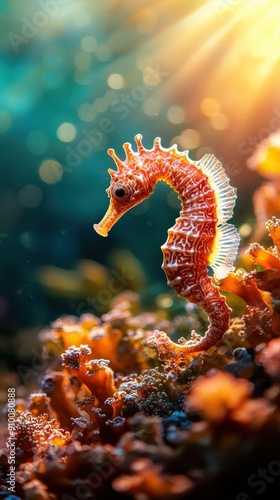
[196,154,240,279]
[209,223,240,280]
[197,154,237,223]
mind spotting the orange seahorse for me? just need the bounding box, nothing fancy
[94,135,240,352]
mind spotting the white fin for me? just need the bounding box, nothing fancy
[196,154,237,223]
[209,223,240,280]
[195,154,240,279]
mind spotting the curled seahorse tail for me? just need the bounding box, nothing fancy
[165,266,231,352]
[184,295,231,352]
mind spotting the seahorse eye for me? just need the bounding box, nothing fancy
[111,183,131,202]
[115,188,126,198]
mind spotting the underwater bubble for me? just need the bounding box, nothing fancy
[78,103,96,122]
[26,131,49,155]
[81,36,97,53]
[200,97,220,117]
[167,106,185,124]
[107,73,125,90]
[210,113,229,130]
[39,159,63,184]
[0,110,12,133]
[57,123,76,142]
[19,185,42,209]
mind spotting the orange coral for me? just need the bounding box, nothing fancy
[186,372,252,423]
[221,218,280,346]
[256,338,280,382]
[113,458,193,499]
[10,411,70,464]
[61,346,116,410]
[41,372,81,430]
[247,131,280,240]
[3,210,280,499]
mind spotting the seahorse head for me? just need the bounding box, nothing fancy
[94,135,154,237]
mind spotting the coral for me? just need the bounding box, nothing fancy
[1,218,280,499]
[247,131,280,241]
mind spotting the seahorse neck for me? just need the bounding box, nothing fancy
[148,155,191,200]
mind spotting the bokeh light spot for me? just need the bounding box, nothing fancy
[57,122,77,142]
[19,185,42,209]
[200,98,220,117]
[156,293,173,308]
[39,159,63,184]
[142,97,160,116]
[180,129,201,149]
[93,98,108,113]
[81,36,97,53]
[239,223,252,238]
[167,106,185,124]
[107,73,125,90]
[78,103,96,122]
[210,113,229,130]
[19,232,37,249]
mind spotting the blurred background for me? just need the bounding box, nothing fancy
[1,0,280,367]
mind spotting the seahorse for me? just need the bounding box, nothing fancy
[94,135,240,352]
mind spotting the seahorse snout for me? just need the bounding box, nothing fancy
[94,201,125,237]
